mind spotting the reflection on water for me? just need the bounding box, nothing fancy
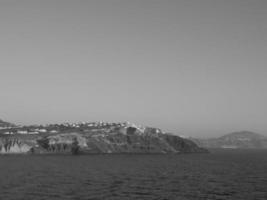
[0,150,267,200]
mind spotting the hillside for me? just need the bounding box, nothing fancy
[0,121,207,154]
[0,119,16,129]
[193,131,267,149]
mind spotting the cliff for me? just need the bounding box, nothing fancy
[0,122,207,154]
[0,135,36,153]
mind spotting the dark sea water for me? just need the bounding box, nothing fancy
[0,150,267,200]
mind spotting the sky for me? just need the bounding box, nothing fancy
[0,0,267,137]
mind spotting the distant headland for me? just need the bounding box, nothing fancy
[192,131,267,149]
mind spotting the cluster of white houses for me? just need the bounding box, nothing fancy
[3,128,58,135]
[1,121,150,135]
[61,121,129,127]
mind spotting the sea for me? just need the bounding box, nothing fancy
[0,149,266,200]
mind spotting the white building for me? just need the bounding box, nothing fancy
[17,130,28,134]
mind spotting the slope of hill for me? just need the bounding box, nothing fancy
[0,119,16,129]
[193,131,267,149]
[0,121,207,154]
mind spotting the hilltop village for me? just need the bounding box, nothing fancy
[0,121,160,136]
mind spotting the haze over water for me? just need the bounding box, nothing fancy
[0,1,267,137]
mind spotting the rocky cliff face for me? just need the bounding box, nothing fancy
[0,135,36,153]
[0,123,207,154]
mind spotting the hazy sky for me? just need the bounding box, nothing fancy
[0,0,267,137]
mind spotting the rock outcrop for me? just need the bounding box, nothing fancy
[0,135,35,153]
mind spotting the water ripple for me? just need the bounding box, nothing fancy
[0,150,267,199]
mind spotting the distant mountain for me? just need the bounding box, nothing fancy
[192,131,267,149]
[0,121,207,154]
[0,119,16,129]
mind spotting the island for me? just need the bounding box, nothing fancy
[191,131,267,149]
[0,119,207,154]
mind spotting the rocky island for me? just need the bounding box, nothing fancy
[0,119,207,154]
[192,131,267,149]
